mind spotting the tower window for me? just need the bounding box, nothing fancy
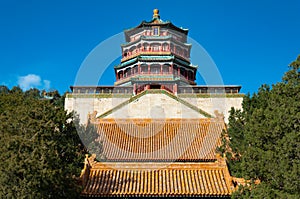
[153,45,159,51]
[153,27,159,36]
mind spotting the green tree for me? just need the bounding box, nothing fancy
[77,119,105,161]
[0,85,9,94]
[222,55,300,198]
[24,88,41,99]
[0,88,88,198]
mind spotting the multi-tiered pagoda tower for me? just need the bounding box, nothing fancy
[66,9,243,124]
[65,9,246,198]
[115,9,196,94]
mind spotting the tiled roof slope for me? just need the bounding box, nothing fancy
[95,118,224,161]
[80,157,233,197]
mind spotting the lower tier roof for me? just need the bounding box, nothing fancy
[80,160,234,197]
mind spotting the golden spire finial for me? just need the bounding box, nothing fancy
[153,8,160,19]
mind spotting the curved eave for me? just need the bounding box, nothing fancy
[114,57,138,69]
[115,55,176,69]
[173,57,197,69]
[114,55,197,70]
[124,20,188,41]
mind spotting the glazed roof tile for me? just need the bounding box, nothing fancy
[95,118,224,162]
[81,161,232,197]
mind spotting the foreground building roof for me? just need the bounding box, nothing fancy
[80,159,233,198]
[79,118,242,198]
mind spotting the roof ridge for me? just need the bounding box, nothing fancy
[95,89,214,119]
[158,89,213,118]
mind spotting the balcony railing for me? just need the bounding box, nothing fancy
[121,48,190,62]
[115,73,195,85]
[71,86,133,94]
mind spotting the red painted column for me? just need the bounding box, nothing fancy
[148,64,150,74]
[170,64,173,74]
[186,70,188,79]
[173,83,178,95]
[133,83,136,95]
[178,67,180,77]
[160,64,163,74]
[115,70,118,80]
[138,63,141,74]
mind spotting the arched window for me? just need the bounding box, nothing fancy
[141,64,148,73]
[150,43,160,52]
[123,49,128,57]
[170,43,174,52]
[118,71,123,79]
[180,68,186,77]
[124,68,131,77]
[162,64,170,74]
[143,43,150,51]
[133,65,138,74]
[129,46,137,55]
[150,64,161,74]
[188,70,194,80]
[173,65,178,75]
[162,43,169,51]
[176,46,182,55]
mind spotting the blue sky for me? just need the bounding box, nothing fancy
[0,0,299,94]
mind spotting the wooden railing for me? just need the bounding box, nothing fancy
[121,49,190,62]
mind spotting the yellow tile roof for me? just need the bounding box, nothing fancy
[81,161,233,197]
[95,118,225,161]
[80,118,235,197]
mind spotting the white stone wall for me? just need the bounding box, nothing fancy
[65,94,243,124]
[64,96,129,124]
[107,94,206,119]
[180,97,243,123]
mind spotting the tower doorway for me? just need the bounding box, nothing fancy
[150,84,161,89]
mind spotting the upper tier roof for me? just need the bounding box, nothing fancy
[124,9,188,42]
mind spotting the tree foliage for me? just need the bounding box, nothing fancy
[0,88,90,198]
[221,55,300,198]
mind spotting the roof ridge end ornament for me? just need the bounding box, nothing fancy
[214,110,225,121]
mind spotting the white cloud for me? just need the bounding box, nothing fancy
[18,74,41,90]
[43,80,51,90]
[18,74,51,91]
